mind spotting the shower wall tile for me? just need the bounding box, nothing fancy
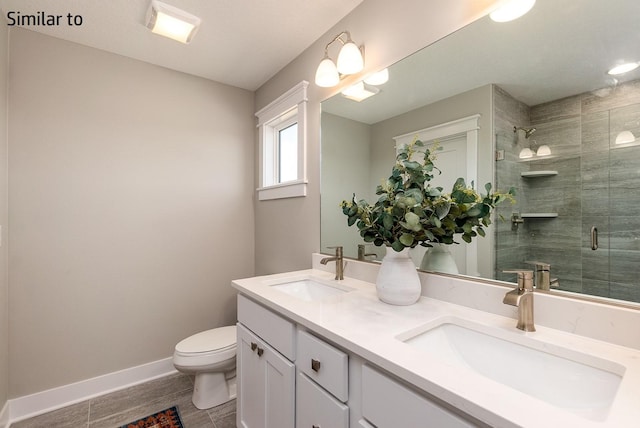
[609,216,640,252]
[495,80,640,303]
[609,103,640,147]
[582,79,640,114]
[581,151,610,216]
[530,95,580,124]
[582,278,610,298]
[528,116,581,158]
[581,110,609,153]
[609,145,640,211]
[494,85,530,127]
[609,280,640,303]
[609,249,640,286]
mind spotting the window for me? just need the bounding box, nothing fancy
[256,81,308,200]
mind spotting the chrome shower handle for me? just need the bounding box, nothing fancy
[591,226,598,250]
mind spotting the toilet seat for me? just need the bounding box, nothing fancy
[174,326,237,368]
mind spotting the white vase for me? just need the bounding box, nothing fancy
[420,243,459,274]
[376,247,422,305]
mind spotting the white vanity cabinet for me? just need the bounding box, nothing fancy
[361,365,480,428]
[296,329,350,428]
[236,295,295,428]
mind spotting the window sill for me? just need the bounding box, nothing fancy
[257,180,308,201]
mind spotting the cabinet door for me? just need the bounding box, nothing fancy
[297,372,349,428]
[238,324,265,428]
[237,323,295,428]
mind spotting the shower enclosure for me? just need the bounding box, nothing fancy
[494,80,640,303]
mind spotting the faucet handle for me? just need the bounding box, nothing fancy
[327,246,343,256]
[502,270,534,290]
[525,261,550,271]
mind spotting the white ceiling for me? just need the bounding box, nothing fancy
[0,0,364,90]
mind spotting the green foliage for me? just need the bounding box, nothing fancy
[341,139,515,252]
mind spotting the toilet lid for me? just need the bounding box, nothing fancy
[175,325,237,354]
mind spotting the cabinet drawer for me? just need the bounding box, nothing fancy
[237,294,295,360]
[296,373,349,428]
[297,329,348,401]
[362,365,477,428]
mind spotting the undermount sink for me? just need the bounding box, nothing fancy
[266,276,354,302]
[398,317,624,421]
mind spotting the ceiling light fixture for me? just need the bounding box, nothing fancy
[490,0,536,22]
[146,0,201,44]
[315,31,364,87]
[607,62,639,76]
[341,81,379,102]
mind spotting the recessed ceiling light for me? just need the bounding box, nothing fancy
[490,0,536,23]
[342,82,379,102]
[607,62,639,76]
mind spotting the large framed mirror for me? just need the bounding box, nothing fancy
[320,0,640,305]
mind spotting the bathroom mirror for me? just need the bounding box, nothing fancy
[320,0,640,304]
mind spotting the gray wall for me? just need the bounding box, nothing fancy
[8,29,255,397]
[320,113,372,255]
[254,0,502,274]
[0,18,8,414]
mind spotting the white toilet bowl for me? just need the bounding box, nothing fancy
[173,325,237,410]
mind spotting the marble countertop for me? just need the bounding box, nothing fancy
[232,268,640,428]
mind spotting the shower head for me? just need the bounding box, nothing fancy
[514,126,537,138]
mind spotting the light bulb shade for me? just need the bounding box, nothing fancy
[336,41,364,75]
[315,57,340,87]
[519,148,534,159]
[490,0,536,22]
[536,145,551,156]
[146,0,201,44]
[615,130,636,145]
[364,68,389,85]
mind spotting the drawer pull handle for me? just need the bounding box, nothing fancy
[313,425,320,428]
[257,347,264,357]
[250,342,257,351]
[311,359,321,372]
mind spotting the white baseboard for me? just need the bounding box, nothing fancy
[8,357,177,424]
[0,400,9,428]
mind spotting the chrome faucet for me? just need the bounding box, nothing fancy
[502,270,535,332]
[320,246,344,280]
[357,244,377,261]
[525,261,559,290]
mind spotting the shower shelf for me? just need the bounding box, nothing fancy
[521,213,558,218]
[521,170,558,178]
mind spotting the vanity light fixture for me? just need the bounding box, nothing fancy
[146,0,201,44]
[490,0,536,22]
[342,81,379,102]
[314,31,364,87]
[536,144,551,156]
[615,130,636,145]
[518,148,534,159]
[364,68,389,85]
[607,62,639,76]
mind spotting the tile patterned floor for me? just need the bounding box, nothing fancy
[11,372,235,428]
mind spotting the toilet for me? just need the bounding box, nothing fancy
[173,325,237,409]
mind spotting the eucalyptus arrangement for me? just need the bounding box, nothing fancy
[341,138,515,253]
